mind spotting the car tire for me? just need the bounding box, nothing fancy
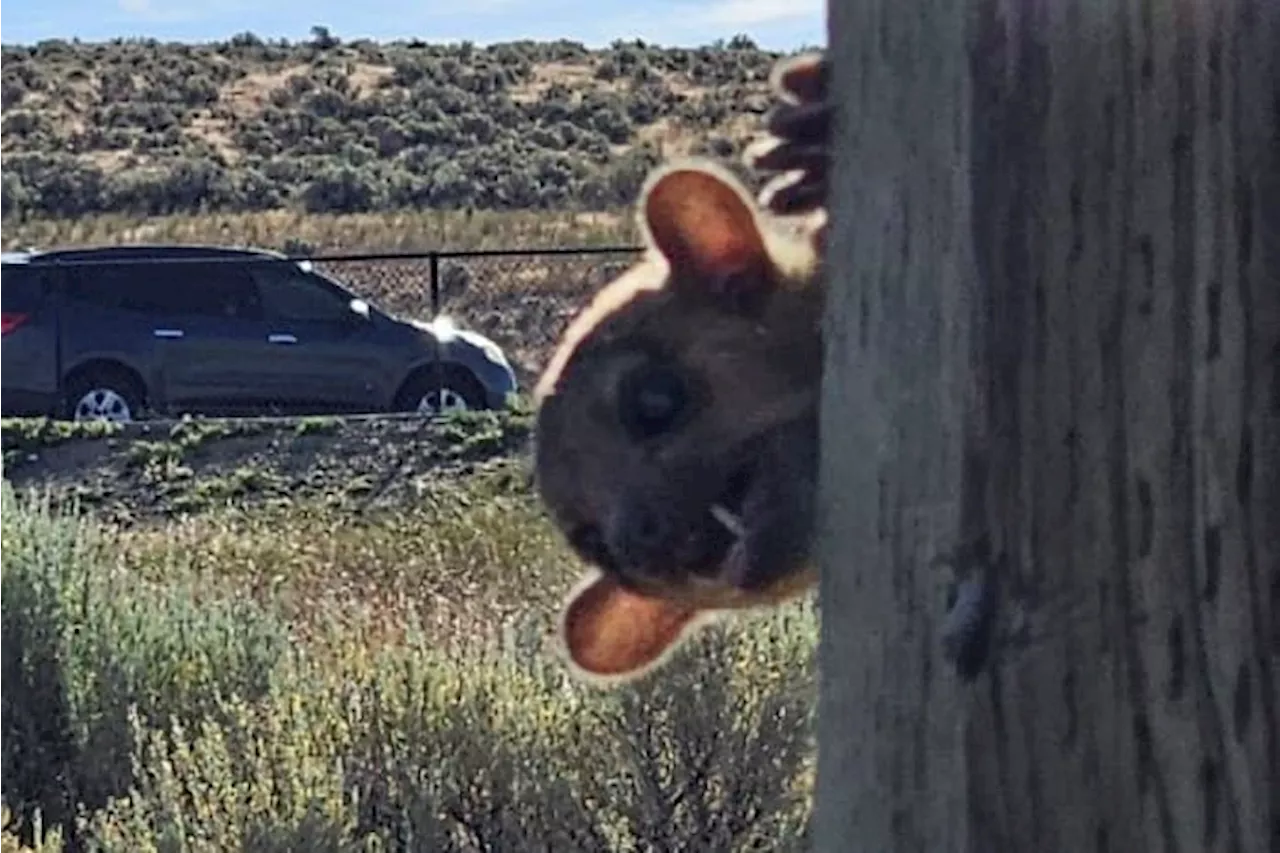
[63,368,145,424]
[394,366,487,416]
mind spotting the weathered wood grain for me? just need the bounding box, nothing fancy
[813,1,1278,850]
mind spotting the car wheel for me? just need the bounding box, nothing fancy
[64,370,144,424]
[395,368,486,417]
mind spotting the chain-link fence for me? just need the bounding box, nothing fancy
[312,246,642,389]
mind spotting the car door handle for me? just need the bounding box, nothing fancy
[268,333,297,344]
[153,328,184,339]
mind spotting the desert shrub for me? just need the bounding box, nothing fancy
[589,612,817,851]
[1,804,65,853]
[0,485,290,845]
[74,608,814,852]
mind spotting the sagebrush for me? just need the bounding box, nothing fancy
[2,35,783,221]
[1,465,818,851]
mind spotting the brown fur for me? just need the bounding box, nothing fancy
[534,53,832,686]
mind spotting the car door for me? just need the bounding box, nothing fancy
[243,263,389,414]
[146,260,285,415]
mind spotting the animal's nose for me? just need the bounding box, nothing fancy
[608,503,676,572]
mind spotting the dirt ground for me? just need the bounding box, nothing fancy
[1,412,533,526]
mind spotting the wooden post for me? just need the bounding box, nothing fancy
[812,1,1279,851]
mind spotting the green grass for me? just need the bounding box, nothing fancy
[1,419,125,470]
[1,466,819,851]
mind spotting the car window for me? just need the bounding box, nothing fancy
[190,264,262,320]
[1,266,46,312]
[63,261,260,319]
[252,265,352,323]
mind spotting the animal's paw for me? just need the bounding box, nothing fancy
[744,52,831,222]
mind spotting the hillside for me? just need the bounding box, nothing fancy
[1,33,796,221]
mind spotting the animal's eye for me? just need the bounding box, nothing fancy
[619,364,688,440]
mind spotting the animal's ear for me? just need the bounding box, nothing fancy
[639,163,773,302]
[557,570,705,685]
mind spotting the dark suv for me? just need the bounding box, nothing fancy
[1,244,517,423]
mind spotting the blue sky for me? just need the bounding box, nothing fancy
[1,0,826,50]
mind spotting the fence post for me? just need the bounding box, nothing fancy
[428,251,441,318]
[427,251,445,411]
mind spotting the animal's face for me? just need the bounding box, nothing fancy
[534,162,823,684]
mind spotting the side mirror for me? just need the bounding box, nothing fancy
[349,298,371,321]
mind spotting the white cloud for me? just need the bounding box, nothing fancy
[117,0,152,14]
[696,0,824,27]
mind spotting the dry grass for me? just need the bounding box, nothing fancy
[107,462,572,652]
[3,208,636,255]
